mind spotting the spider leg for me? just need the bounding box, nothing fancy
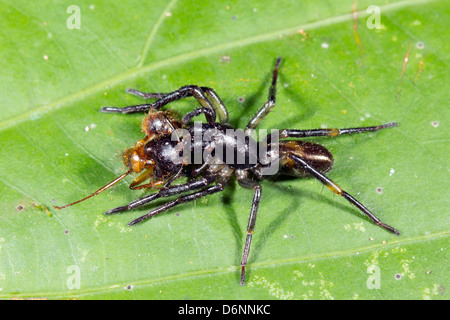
[127,181,227,226]
[100,104,154,114]
[182,107,216,125]
[127,87,229,124]
[236,171,263,286]
[264,122,397,144]
[201,87,229,124]
[287,153,400,235]
[190,162,210,177]
[125,88,166,99]
[100,86,226,124]
[283,122,397,138]
[104,175,215,215]
[100,85,213,114]
[245,57,282,133]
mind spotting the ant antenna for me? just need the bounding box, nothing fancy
[54,170,132,210]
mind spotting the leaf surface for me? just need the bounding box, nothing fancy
[0,0,448,299]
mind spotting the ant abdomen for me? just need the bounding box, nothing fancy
[278,141,334,177]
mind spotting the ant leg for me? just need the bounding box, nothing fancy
[104,175,215,215]
[287,153,400,235]
[265,122,398,143]
[127,182,227,226]
[236,171,262,286]
[245,57,282,134]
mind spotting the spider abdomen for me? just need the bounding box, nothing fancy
[278,141,334,177]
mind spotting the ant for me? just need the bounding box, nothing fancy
[55,57,399,286]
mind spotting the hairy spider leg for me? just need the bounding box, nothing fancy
[236,171,263,286]
[201,87,229,124]
[182,107,216,125]
[125,89,166,99]
[245,57,282,134]
[104,175,216,215]
[287,153,400,235]
[100,104,153,114]
[127,86,229,124]
[100,85,213,115]
[264,122,398,143]
[190,161,210,177]
[100,85,229,123]
[127,181,227,226]
[268,57,282,103]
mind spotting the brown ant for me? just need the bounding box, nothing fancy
[55,57,399,285]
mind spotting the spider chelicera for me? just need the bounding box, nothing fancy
[55,57,399,286]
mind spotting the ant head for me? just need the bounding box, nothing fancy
[124,110,181,174]
[123,138,155,174]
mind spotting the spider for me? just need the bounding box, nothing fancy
[55,57,399,286]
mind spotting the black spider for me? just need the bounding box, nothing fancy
[55,57,399,286]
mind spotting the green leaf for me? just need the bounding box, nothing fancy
[0,0,448,300]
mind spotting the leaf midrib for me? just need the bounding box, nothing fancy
[0,0,434,132]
